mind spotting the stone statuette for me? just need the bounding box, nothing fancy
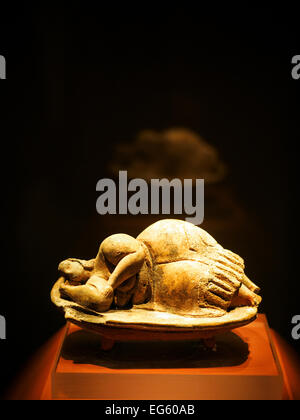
[51,219,261,338]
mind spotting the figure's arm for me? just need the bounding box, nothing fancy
[60,275,114,312]
[94,234,146,291]
[107,245,145,289]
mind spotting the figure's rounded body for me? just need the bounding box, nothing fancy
[58,219,261,316]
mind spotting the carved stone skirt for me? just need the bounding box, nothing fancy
[136,260,241,318]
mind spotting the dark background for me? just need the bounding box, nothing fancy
[0,3,299,397]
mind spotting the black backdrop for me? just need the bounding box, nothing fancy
[0,3,299,397]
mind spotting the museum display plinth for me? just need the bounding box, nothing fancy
[50,314,283,400]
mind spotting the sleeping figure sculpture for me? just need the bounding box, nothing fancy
[54,219,261,321]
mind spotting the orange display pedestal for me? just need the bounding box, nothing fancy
[6,314,300,400]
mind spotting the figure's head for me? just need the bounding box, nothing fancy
[58,258,93,284]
